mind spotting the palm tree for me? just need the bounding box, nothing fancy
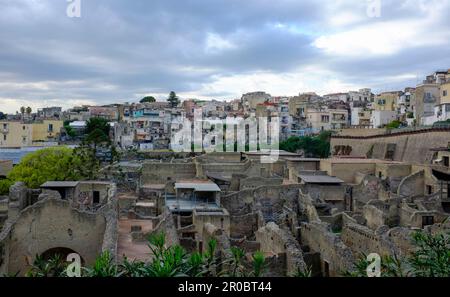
[20,106,25,119]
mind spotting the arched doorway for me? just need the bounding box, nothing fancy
[41,247,85,266]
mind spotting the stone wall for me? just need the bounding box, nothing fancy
[151,207,179,247]
[300,222,354,276]
[229,213,260,239]
[141,162,197,184]
[0,196,107,275]
[330,129,450,164]
[239,177,283,191]
[341,223,397,257]
[256,222,307,276]
[363,204,388,230]
[397,170,425,197]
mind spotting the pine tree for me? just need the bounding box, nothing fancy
[167,91,180,108]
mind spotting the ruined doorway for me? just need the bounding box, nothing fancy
[93,191,100,204]
[421,216,434,228]
[41,247,84,265]
[323,260,330,277]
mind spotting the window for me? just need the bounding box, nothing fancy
[3,135,6,141]
[48,124,53,132]
[321,115,330,122]
[2,123,7,129]
[22,126,26,130]
[93,191,100,204]
[443,90,448,97]
[426,185,433,195]
[422,216,434,228]
[443,156,449,167]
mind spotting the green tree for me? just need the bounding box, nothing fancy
[5,147,82,190]
[72,117,118,180]
[26,106,32,116]
[0,111,6,120]
[140,96,156,103]
[167,91,180,108]
[386,120,402,129]
[85,117,110,137]
[63,121,76,138]
[0,179,13,195]
[344,231,450,277]
[280,131,331,158]
[20,106,25,119]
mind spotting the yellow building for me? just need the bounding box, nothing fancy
[373,92,400,111]
[0,121,32,148]
[440,81,450,105]
[0,120,63,148]
[31,120,64,143]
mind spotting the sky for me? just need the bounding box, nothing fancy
[0,0,450,113]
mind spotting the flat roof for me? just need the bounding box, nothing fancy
[299,175,344,184]
[41,181,79,188]
[324,158,404,164]
[245,150,300,156]
[284,157,321,162]
[175,182,221,192]
[166,198,221,212]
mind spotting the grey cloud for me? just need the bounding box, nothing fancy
[0,0,449,109]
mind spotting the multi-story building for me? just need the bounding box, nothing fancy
[305,107,349,132]
[370,110,398,128]
[242,92,271,111]
[0,120,63,148]
[0,121,32,147]
[37,107,63,119]
[31,120,64,143]
[348,88,373,104]
[373,91,401,111]
[351,107,372,127]
[88,106,120,121]
[397,88,415,116]
[323,93,349,102]
[416,83,440,125]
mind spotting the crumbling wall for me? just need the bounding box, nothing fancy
[256,222,307,276]
[341,223,397,257]
[239,177,283,191]
[300,222,354,276]
[141,162,197,184]
[363,204,389,230]
[331,129,450,164]
[0,194,107,275]
[352,174,384,207]
[230,213,260,239]
[298,190,320,222]
[397,170,425,197]
[151,207,179,246]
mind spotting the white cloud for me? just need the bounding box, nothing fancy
[313,1,450,57]
[205,33,236,54]
[186,66,363,99]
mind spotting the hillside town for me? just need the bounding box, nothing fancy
[0,69,449,277]
[1,69,450,152]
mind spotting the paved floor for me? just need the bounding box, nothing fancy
[117,218,154,262]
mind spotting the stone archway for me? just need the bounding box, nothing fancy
[41,247,85,266]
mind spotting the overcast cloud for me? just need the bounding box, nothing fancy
[0,0,450,112]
